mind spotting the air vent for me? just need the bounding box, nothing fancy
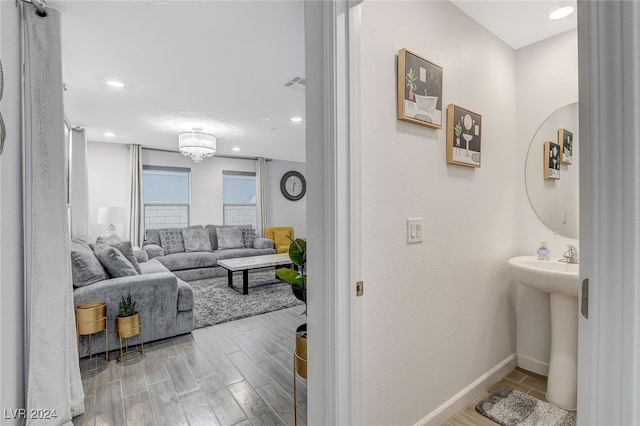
[284,76,306,91]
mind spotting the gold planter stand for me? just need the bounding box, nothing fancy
[293,324,307,426]
[116,313,144,362]
[75,302,108,373]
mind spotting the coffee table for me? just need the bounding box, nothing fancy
[217,253,295,295]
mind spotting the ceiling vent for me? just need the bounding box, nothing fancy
[284,76,306,91]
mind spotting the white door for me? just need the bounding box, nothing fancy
[577,1,640,425]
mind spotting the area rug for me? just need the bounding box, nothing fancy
[190,270,303,329]
[476,386,576,426]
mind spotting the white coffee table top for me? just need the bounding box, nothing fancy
[217,253,293,271]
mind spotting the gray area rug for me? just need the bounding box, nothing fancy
[476,386,576,426]
[190,269,302,329]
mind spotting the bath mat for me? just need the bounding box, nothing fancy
[476,385,576,426]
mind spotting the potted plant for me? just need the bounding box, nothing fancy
[406,67,418,101]
[275,237,307,378]
[116,293,141,339]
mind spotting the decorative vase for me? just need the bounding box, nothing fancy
[116,312,141,339]
[76,302,107,335]
[295,323,307,379]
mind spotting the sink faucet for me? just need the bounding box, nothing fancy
[563,245,579,264]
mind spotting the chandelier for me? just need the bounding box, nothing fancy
[178,131,216,163]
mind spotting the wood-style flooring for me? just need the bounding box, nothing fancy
[445,367,552,425]
[73,305,307,426]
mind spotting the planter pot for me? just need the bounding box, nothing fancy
[116,312,141,339]
[75,302,107,335]
[295,323,307,379]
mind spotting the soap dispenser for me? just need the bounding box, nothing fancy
[537,237,550,260]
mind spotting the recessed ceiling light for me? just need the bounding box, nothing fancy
[232,147,241,152]
[290,116,303,123]
[548,5,575,20]
[261,117,271,122]
[104,131,116,138]
[105,79,125,88]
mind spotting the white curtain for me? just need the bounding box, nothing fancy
[255,157,268,237]
[22,5,84,424]
[69,127,89,237]
[129,144,144,246]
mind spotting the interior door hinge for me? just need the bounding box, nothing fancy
[356,281,364,297]
[581,278,589,319]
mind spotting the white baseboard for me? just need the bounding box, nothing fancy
[516,354,549,376]
[413,353,517,426]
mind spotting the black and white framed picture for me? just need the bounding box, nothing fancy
[544,141,561,180]
[558,128,573,165]
[397,48,443,129]
[446,104,482,168]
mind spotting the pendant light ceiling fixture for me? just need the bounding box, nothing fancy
[178,130,216,163]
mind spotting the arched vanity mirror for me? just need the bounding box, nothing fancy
[525,102,579,238]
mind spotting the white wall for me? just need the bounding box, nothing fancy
[1,1,26,421]
[267,160,307,237]
[360,2,518,424]
[514,30,579,374]
[86,143,306,239]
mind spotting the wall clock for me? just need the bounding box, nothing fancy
[280,170,306,201]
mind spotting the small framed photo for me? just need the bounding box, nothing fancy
[397,48,443,129]
[446,104,482,168]
[558,128,573,164]
[544,141,561,180]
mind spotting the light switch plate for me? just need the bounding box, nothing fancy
[407,218,423,244]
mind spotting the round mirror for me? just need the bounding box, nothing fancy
[525,102,579,239]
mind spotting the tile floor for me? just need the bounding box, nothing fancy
[73,305,307,426]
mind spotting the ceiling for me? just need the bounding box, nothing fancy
[50,1,576,163]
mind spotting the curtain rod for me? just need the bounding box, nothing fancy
[17,0,47,17]
[137,145,272,162]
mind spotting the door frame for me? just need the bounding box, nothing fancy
[304,1,362,425]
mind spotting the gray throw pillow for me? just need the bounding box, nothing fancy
[145,229,161,246]
[217,226,245,249]
[102,240,142,274]
[70,239,108,287]
[93,243,139,278]
[182,227,212,252]
[95,234,123,245]
[242,228,256,248]
[159,228,185,254]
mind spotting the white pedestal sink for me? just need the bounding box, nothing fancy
[508,255,579,410]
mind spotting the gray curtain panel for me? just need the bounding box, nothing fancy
[129,144,144,247]
[70,127,89,237]
[22,5,85,422]
[256,157,268,237]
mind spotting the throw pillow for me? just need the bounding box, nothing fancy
[70,239,108,287]
[93,243,139,278]
[145,229,161,246]
[95,234,123,245]
[159,228,185,254]
[217,226,245,249]
[102,240,142,274]
[182,227,212,252]
[273,229,292,247]
[242,228,257,248]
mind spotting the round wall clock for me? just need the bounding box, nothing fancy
[280,170,306,201]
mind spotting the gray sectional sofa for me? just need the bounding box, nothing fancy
[142,224,276,281]
[71,237,193,358]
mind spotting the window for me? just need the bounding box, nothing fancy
[223,171,256,228]
[143,166,191,230]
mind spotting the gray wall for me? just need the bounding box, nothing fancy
[266,160,307,237]
[1,1,26,421]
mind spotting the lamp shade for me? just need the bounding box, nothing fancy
[97,206,125,225]
[178,132,216,163]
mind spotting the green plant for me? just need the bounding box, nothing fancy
[454,122,463,138]
[406,67,418,94]
[275,237,307,315]
[119,293,137,317]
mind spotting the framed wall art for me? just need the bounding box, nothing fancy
[446,104,482,168]
[558,128,573,165]
[397,48,443,129]
[544,141,561,180]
